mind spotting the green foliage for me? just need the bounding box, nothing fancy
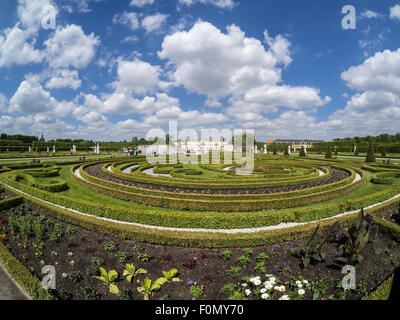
[366,143,376,163]
[91,256,104,267]
[115,250,130,263]
[220,250,232,261]
[66,226,76,235]
[189,284,204,298]
[336,209,370,267]
[185,169,203,176]
[300,221,339,268]
[80,286,101,300]
[68,271,83,283]
[93,267,119,294]
[123,264,147,283]
[325,146,333,159]
[161,269,181,282]
[299,146,306,157]
[254,262,265,274]
[220,283,236,295]
[310,278,329,300]
[104,240,116,252]
[237,255,250,267]
[227,266,242,278]
[137,277,166,300]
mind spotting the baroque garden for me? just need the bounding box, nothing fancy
[0,147,400,301]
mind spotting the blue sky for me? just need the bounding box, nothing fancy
[0,0,400,142]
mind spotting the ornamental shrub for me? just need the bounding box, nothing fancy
[366,143,376,163]
[325,147,333,159]
[299,146,306,157]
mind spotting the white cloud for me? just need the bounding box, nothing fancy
[9,75,75,117]
[390,5,400,21]
[130,0,155,7]
[0,94,8,113]
[360,10,382,19]
[0,0,55,68]
[264,30,292,67]
[45,69,82,90]
[178,0,236,9]
[159,21,280,98]
[44,24,100,69]
[113,58,162,95]
[121,35,139,44]
[341,49,400,94]
[141,13,168,33]
[112,11,140,31]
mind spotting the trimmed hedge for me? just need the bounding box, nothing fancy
[362,276,393,300]
[0,241,54,300]
[0,196,23,210]
[0,167,396,230]
[76,165,364,212]
[4,183,400,248]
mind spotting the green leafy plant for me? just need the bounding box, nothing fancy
[227,266,241,278]
[104,240,116,252]
[336,209,370,267]
[66,226,76,235]
[93,267,119,294]
[81,286,101,300]
[68,271,83,283]
[115,251,130,263]
[220,283,236,295]
[242,248,252,257]
[189,284,204,298]
[160,269,181,282]
[237,255,250,267]
[256,253,268,263]
[254,262,265,274]
[123,264,147,283]
[137,277,166,300]
[300,221,339,268]
[91,256,105,266]
[310,278,329,300]
[138,252,152,262]
[220,250,232,261]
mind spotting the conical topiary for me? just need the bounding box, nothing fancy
[325,146,333,159]
[299,146,306,157]
[381,148,387,157]
[284,147,289,156]
[354,147,359,157]
[366,143,376,163]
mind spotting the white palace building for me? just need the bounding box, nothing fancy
[138,140,235,156]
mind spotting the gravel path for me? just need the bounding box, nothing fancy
[0,263,30,300]
[4,173,399,235]
[84,163,349,195]
[142,168,172,177]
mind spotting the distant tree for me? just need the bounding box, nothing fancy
[354,148,360,157]
[284,147,289,156]
[366,143,376,163]
[325,146,333,159]
[299,146,306,157]
[381,148,387,157]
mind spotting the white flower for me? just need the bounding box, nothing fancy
[298,289,305,295]
[254,280,262,286]
[265,283,273,290]
[274,286,280,291]
[261,293,270,300]
[260,288,267,294]
[249,278,255,283]
[270,277,276,283]
[303,280,309,284]
[265,274,273,277]
[279,285,286,293]
[245,289,252,296]
[242,283,247,287]
[297,283,303,288]
[279,295,290,300]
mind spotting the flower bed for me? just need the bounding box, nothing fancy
[0,199,399,300]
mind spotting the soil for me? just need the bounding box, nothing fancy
[84,164,350,195]
[1,202,398,301]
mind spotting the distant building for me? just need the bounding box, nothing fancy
[266,139,324,150]
[138,140,235,156]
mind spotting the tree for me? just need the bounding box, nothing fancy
[325,146,333,159]
[354,147,360,157]
[299,146,306,157]
[366,143,376,163]
[381,148,387,157]
[284,147,289,156]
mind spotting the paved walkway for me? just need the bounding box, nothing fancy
[0,264,29,300]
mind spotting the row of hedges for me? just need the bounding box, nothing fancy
[1,166,395,230]
[14,173,68,193]
[77,165,364,212]
[2,182,399,250]
[83,164,357,201]
[108,163,331,190]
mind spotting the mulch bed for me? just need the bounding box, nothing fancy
[84,164,350,195]
[0,202,398,301]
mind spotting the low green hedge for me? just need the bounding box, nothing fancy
[0,241,54,300]
[0,197,23,210]
[185,169,203,176]
[371,178,395,185]
[76,166,364,212]
[0,168,396,230]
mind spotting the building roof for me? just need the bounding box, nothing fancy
[266,139,276,144]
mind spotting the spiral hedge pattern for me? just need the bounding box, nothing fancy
[1,156,400,247]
